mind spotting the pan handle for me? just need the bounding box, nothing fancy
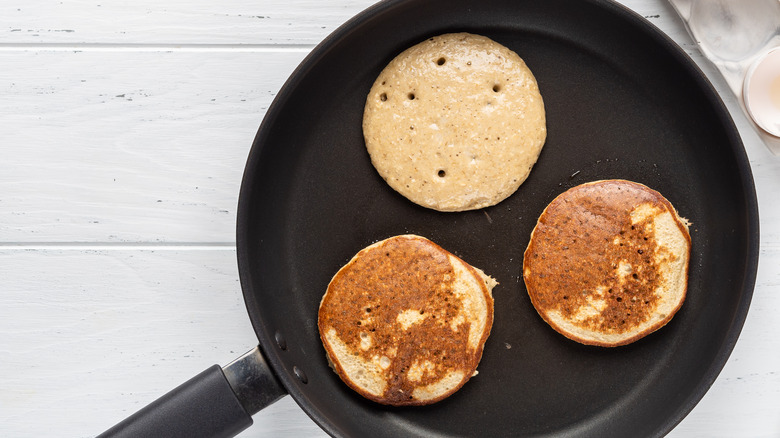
[98,347,287,438]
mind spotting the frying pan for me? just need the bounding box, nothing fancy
[99,0,759,436]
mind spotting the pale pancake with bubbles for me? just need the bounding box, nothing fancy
[318,234,496,406]
[363,33,547,212]
[523,180,691,347]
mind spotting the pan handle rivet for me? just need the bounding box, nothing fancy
[293,366,308,384]
[274,331,287,350]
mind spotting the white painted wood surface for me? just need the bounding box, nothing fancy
[1,1,778,437]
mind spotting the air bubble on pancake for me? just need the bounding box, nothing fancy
[407,92,415,100]
[436,57,446,66]
[380,92,387,102]
[437,169,446,178]
[492,84,501,92]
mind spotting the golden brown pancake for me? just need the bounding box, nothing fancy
[523,180,691,347]
[318,234,496,405]
[362,33,547,212]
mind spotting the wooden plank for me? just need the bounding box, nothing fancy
[0,0,695,52]
[0,49,306,243]
[0,0,377,45]
[1,47,776,245]
[670,242,780,436]
[1,0,780,436]
[0,248,325,437]
[0,247,779,437]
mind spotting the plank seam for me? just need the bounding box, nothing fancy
[0,43,315,52]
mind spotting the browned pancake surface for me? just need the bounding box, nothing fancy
[523,180,690,346]
[319,235,493,405]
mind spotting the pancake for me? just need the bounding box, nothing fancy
[523,180,691,347]
[362,32,547,212]
[318,234,497,405]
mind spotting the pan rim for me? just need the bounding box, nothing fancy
[236,0,760,436]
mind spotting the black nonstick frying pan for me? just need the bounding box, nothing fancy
[99,0,759,437]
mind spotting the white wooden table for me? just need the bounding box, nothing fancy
[1,1,779,437]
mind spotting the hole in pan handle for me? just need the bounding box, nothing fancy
[97,347,287,438]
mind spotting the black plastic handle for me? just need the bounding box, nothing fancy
[98,348,287,438]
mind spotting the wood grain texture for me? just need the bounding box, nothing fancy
[1,0,779,437]
[0,249,321,437]
[1,247,778,437]
[0,50,305,243]
[0,0,376,45]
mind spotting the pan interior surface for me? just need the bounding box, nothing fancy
[237,0,758,436]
